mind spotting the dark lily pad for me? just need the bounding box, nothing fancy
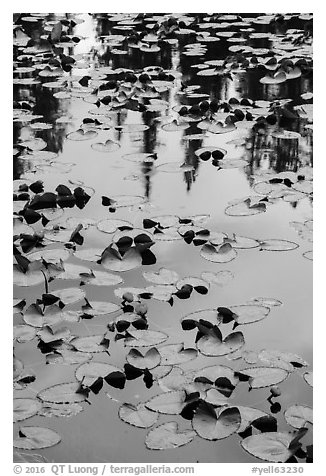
[126,348,161,370]
[192,402,241,440]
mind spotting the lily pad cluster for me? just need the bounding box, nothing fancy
[13,12,312,463]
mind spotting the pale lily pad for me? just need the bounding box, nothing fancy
[27,248,70,263]
[259,239,299,251]
[13,398,43,423]
[38,382,89,403]
[158,344,197,365]
[145,422,195,450]
[97,219,133,234]
[82,299,120,316]
[38,403,83,418]
[22,303,64,328]
[14,325,37,343]
[241,429,308,462]
[201,270,234,286]
[80,270,123,286]
[303,250,313,261]
[56,263,90,280]
[192,402,241,440]
[13,262,46,287]
[126,348,161,370]
[258,350,308,371]
[124,330,168,347]
[145,391,186,415]
[91,140,120,152]
[238,367,289,389]
[248,297,282,307]
[37,326,70,344]
[303,372,313,387]
[230,304,270,325]
[54,287,85,305]
[74,248,103,262]
[119,403,158,428]
[284,405,313,429]
[143,268,179,285]
[225,198,267,216]
[70,335,110,353]
[14,426,61,450]
[67,129,98,141]
[156,162,195,173]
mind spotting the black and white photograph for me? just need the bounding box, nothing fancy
[12,7,314,468]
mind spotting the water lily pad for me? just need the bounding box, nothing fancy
[145,422,195,450]
[13,398,43,423]
[27,248,70,263]
[14,426,61,450]
[75,362,124,387]
[100,246,142,272]
[158,344,198,365]
[91,140,120,152]
[225,198,267,216]
[38,403,83,418]
[70,335,110,353]
[13,263,46,287]
[230,304,270,325]
[259,239,299,251]
[38,382,89,404]
[119,403,158,428]
[66,129,98,141]
[124,330,168,347]
[143,268,179,285]
[241,429,308,462]
[248,297,282,307]
[284,405,312,429]
[74,248,103,262]
[237,406,270,433]
[156,162,195,173]
[192,402,241,440]
[201,270,234,286]
[126,348,161,370]
[80,270,123,286]
[54,287,85,305]
[238,367,289,389]
[82,300,120,316]
[197,327,245,356]
[258,350,308,371]
[97,219,133,234]
[14,325,37,343]
[145,391,186,415]
[201,243,237,263]
[303,250,313,261]
[56,263,91,280]
[303,372,313,387]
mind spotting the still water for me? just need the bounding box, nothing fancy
[13,13,313,463]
